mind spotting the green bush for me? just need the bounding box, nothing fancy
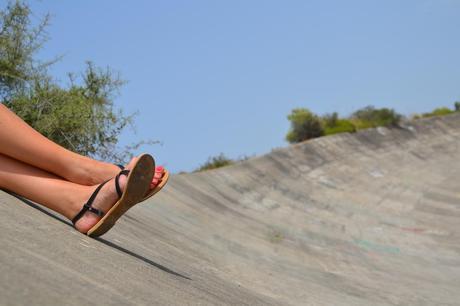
[455,102,460,112]
[423,107,454,118]
[195,153,234,172]
[324,119,356,135]
[351,106,402,129]
[322,112,339,127]
[286,108,324,143]
[321,112,356,135]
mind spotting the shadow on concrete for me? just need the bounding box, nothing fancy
[95,237,191,280]
[9,191,191,281]
[8,191,71,225]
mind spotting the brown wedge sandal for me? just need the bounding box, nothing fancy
[73,154,154,237]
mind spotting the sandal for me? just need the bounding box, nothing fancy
[116,164,169,202]
[73,154,155,237]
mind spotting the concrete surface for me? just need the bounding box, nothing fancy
[1,114,460,305]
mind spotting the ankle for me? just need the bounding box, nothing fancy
[72,174,126,234]
[70,183,105,233]
[66,184,94,221]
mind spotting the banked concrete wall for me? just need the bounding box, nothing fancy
[1,114,459,305]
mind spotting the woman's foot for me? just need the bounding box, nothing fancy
[72,158,136,234]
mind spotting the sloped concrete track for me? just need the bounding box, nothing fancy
[1,114,460,305]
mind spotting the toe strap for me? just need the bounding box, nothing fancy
[72,180,108,224]
[115,169,130,198]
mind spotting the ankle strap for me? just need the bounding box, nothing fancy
[72,180,108,224]
[71,169,130,225]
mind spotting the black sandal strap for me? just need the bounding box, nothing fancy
[72,180,109,224]
[116,164,124,170]
[115,169,130,198]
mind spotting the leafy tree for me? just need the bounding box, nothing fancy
[454,102,460,112]
[0,1,151,163]
[0,1,51,100]
[286,108,324,143]
[351,106,402,129]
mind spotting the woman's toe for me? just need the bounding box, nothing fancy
[150,167,165,188]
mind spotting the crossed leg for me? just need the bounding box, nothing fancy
[0,104,120,185]
[0,104,165,186]
[0,104,165,233]
[0,153,135,233]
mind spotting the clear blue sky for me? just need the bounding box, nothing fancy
[27,0,460,173]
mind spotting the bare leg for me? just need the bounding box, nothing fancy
[0,104,165,188]
[0,153,134,233]
[0,104,120,185]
